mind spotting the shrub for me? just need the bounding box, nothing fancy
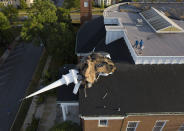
[26,116,40,131]
[49,121,81,131]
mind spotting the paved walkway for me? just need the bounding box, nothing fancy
[37,96,57,131]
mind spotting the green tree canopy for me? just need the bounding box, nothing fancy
[46,22,76,61]
[0,3,4,8]
[21,0,76,61]
[21,0,57,49]
[1,5,18,22]
[20,0,28,9]
[0,12,12,47]
[0,12,10,30]
[63,0,80,9]
[56,7,71,23]
[101,0,104,8]
[49,121,81,131]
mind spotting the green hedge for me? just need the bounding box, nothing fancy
[25,116,40,131]
[49,121,81,131]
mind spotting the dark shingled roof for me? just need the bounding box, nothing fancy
[79,40,184,115]
[76,18,184,116]
[57,84,78,102]
[57,64,78,102]
[76,16,106,53]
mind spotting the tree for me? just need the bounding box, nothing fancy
[0,12,12,48]
[21,0,76,60]
[0,3,4,8]
[25,116,39,131]
[1,5,18,22]
[101,0,104,8]
[56,8,71,23]
[20,0,28,9]
[49,121,81,131]
[21,0,58,52]
[63,0,80,9]
[47,22,76,61]
[0,12,10,30]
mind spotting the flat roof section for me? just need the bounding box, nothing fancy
[105,7,184,57]
[141,7,184,33]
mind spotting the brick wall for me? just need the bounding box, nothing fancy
[80,0,92,24]
[121,115,184,131]
[82,115,184,131]
[83,119,123,131]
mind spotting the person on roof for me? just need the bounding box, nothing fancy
[134,40,139,48]
[139,39,144,50]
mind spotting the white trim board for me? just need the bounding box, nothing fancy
[126,121,140,131]
[81,116,124,120]
[152,120,168,131]
[127,112,184,116]
[58,102,79,106]
[98,119,109,127]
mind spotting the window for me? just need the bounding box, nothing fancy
[98,119,108,127]
[179,123,184,131]
[152,120,167,131]
[126,121,139,131]
[84,1,88,7]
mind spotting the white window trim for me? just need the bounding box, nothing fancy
[84,1,88,7]
[126,121,139,131]
[152,120,168,131]
[98,119,108,127]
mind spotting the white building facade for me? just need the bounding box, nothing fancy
[95,0,114,7]
[0,0,33,7]
[104,3,184,65]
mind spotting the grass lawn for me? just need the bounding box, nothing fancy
[72,19,80,24]
[70,7,80,12]
[70,10,103,15]
[92,7,104,11]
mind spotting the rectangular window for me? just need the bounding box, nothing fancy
[126,121,139,131]
[98,119,108,127]
[84,1,88,7]
[179,123,184,131]
[153,120,167,131]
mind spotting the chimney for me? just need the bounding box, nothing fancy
[80,0,92,24]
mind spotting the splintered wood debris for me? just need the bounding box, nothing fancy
[78,53,116,88]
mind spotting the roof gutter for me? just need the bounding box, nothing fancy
[81,116,125,120]
[126,112,184,116]
[80,112,184,120]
